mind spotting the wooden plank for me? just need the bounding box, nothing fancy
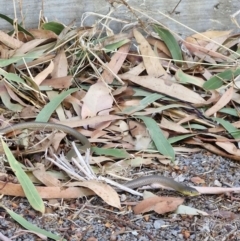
[0,0,239,36]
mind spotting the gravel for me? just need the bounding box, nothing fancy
[1,151,240,240]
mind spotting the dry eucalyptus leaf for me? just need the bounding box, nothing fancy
[0,30,23,49]
[146,36,171,57]
[190,177,205,184]
[13,39,47,56]
[29,29,58,39]
[34,61,54,85]
[133,196,184,215]
[215,141,240,156]
[76,180,121,209]
[205,86,233,117]
[32,164,61,187]
[52,48,68,78]
[175,205,208,216]
[41,76,72,89]
[0,181,94,199]
[81,82,113,121]
[128,120,149,137]
[101,43,130,84]
[133,29,168,79]
[120,73,206,104]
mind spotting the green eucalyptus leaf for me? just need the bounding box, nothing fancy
[138,116,175,161]
[153,25,182,65]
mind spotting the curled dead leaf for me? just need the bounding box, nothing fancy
[75,180,121,209]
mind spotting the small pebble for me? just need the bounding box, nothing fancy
[153,219,165,229]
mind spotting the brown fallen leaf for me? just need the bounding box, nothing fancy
[19,106,38,118]
[127,51,143,65]
[185,30,232,48]
[208,120,240,133]
[177,114,199,125]
[29,29,58,39]
[12,39,47,56]
[53,115,124,128]
[184,139,240,161]
[17,54,55,70]
[50,132,66,151]
[41,76,73,89]
[205,86,233,117]
[182,230,191,239]
[0,30,23,49]
[90,156,114,164]
[0,181,94,199]
[160,117,189,133]
[34,61,54,85]
[32,164,62,187]
[128,120,149,137]
[184,30,232,61]
[101,43,130,84]
[119,73,206,104]
[3,82,28,107]
[67,180,121,209]
[91,129,108,139]
[146,36,171,57]
[133,29,169,79]
[215,141,240,156]
[81,82,113,127]
[86,237,98,241]
[125,62,146,75]
[190,177,205,184]
[52,48,68,78]
[133,196,184,215]
[107,120,129,137]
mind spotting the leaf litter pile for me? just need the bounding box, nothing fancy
[0,11,240,241]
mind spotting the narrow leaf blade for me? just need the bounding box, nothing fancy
[138,116,175,161]
[36,88,78,122]
[0,13,34,38]
[2,206,65,241]
[153,25,183,64]
[212,117,240,140]
[203,68,240,90]
[1,139,45,213]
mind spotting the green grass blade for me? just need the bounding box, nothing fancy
[2,206,65,241]
[36,88,78,122]
[122,93,162,114]
[1,139,45,213]
[0,13,34,38]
